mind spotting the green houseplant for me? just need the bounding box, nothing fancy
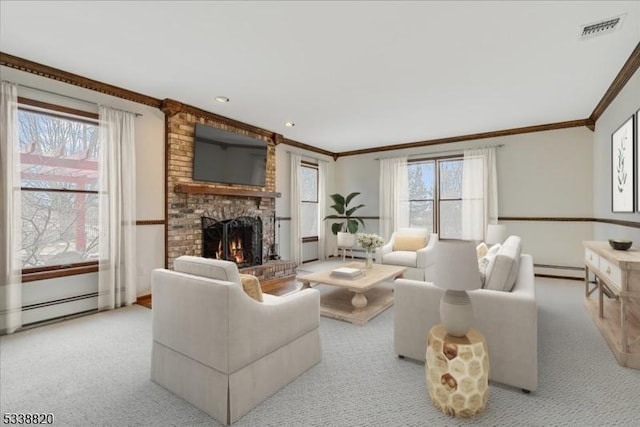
[324,192,365,235]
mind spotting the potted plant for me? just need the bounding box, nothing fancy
[324,192,365,252]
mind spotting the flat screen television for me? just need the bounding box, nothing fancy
[192,123,267,187]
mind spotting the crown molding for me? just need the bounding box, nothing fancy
[0,51,162,108]
[336,119,591,158]
[589,42,640,126]
[280,137,337,159]
[160,98,276,142]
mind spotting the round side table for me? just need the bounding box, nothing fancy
[425,324,489,418]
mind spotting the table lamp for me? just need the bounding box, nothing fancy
[434,240,483,337]
[485,224,507,246]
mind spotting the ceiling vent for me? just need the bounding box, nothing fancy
[580,14,625,40]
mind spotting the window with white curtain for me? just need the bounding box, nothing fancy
[17,99,100,274]
[300,161,318,239]
[407,157,463,238]
[407,160,435,231]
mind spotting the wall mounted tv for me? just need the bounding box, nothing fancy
[192,123,267,187]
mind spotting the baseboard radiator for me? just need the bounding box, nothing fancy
[21,293,99,328]
[21,274,100,327]
[534,264,584,280]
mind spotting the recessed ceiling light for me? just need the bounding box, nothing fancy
[215,96,230,103]
[285,122,295,127]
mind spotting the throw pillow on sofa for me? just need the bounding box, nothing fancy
[394,235,428,251]
[239,274,264,302]
[484,236,522,292]
[476,242,489,259]
[478,243,501,286]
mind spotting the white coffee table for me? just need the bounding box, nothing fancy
[297,262,406,325]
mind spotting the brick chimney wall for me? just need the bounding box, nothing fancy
[165,110,276,269]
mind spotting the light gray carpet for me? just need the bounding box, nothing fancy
[1,269,639,426]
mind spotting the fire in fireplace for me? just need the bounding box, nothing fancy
[202,216,263,267]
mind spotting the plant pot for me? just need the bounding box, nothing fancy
[337,232,356,261]
[337,232,355,248]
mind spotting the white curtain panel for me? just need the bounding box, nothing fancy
[317,160,328,260]
[289,153,303,265]
[379,156,409,241]
[0,82,22,334]
[98,106,137,310]
[461,147,498,241]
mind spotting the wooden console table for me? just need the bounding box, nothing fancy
[583,241,640,368]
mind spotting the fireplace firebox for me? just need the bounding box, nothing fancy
[201,216,263,267]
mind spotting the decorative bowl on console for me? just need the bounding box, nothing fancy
[609,239,632,251]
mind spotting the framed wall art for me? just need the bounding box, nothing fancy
[611,114,635,213]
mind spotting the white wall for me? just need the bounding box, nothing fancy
[593,66,640,243]
[2,66,165,321]
[498,128,594,269]
[321,126,595,271]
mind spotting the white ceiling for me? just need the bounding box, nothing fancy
[1,1,639,153]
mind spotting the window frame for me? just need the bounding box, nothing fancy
[300,160,319,240]
[17,97,100,281]
[436,157,464,239]
[406,159,435,231]
[407,154,463,236]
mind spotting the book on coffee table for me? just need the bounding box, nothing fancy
[331,267,364,279]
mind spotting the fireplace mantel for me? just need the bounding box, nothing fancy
[174,183,281,199]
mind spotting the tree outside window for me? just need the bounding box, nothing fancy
[407,157,463,238]
[18,104,100,270]
[407,160,434,231]
[438,159,463,239]
[300,162,318,238]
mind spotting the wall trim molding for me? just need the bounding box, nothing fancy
[589,42,640,127]
[1,51,162,108]
[335,119,592,158]
[499,216,640,229]
[160,98,276,140]
[136,220,165,226]
[280,137,337,159]
[286,216,640,229]
[592,217,640,229]
[499,216,592,222]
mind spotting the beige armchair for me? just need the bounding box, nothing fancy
[151,256,321,425]
[376,228,437,281]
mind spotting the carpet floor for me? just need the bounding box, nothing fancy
[1,269,639,426]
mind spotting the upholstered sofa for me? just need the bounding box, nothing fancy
[376,228,438,281]
[394,245,537,392]
[151,256,322,424]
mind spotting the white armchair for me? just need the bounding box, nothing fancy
[376,228,438,281]
[151,256,321,425]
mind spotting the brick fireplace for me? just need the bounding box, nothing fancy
[162,99,280,275]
